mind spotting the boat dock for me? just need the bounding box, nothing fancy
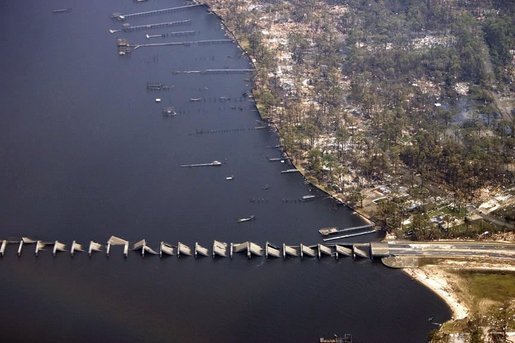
[268,157,289,162]
[146,31,196,39]
[171,68,254,74]
[131,39,233,50]
[203,69,253,74]
[109,19,192,34]
[112,4,203,21]
[319,224,374,236]
[322,229,381,242]
[146,82,172,91]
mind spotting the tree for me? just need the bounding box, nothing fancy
[307,148,323,176]
[335,126,349,158]
[348,188,364,208]
[466,317,485,343]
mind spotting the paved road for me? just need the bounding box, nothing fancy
[386,241,515,260]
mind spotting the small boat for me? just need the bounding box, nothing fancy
[155,98,162,103]
[180,160,222,168]
[281,169,299,174]
[226,176,234,180]
[318,227,339,236]
[189,98,202,102]
[146,34,161,39]
[301,195,316,201]
[237,215,255,223]
[162,107,176,116]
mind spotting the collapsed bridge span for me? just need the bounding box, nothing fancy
[2,237,513,264]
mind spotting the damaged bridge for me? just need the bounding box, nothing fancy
[2,236,393,260]
[2,238,513,266]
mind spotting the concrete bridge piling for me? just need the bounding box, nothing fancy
[3,237,512,265]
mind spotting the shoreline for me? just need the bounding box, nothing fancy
[402,267,469,321]
[403,261,515,323]
[198,1,514,332]
[202,2,468,325]
[200,0,376,227]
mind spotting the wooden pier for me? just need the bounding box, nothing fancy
[109,19,192,34]
[319,224,375,236]
[322,229,380,242]
[112,4,203,21]
[171,68,254,74]
[130,39,233,50]
[203,69,254,74]
[146,31,196,39]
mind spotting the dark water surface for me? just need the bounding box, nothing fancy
[0,1,450,341]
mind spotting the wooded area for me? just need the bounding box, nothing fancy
[206,0,514,238]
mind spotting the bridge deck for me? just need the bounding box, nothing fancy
[2,237,513,262]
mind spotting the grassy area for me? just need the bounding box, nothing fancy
[440,206,467,218]
[458,271,515,303]
[237,37,250,51]
[434,269,515,341]
[425,205,467,221]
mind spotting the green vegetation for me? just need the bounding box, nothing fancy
[339,0,514,196]
[459,271,515,303]
[429,269,515,343]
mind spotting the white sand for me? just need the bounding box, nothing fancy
[403,267,469,320]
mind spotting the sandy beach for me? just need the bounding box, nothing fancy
[404,260,515,322]
[403,267,470,320]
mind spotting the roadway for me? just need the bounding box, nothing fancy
[385,241,515,259]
